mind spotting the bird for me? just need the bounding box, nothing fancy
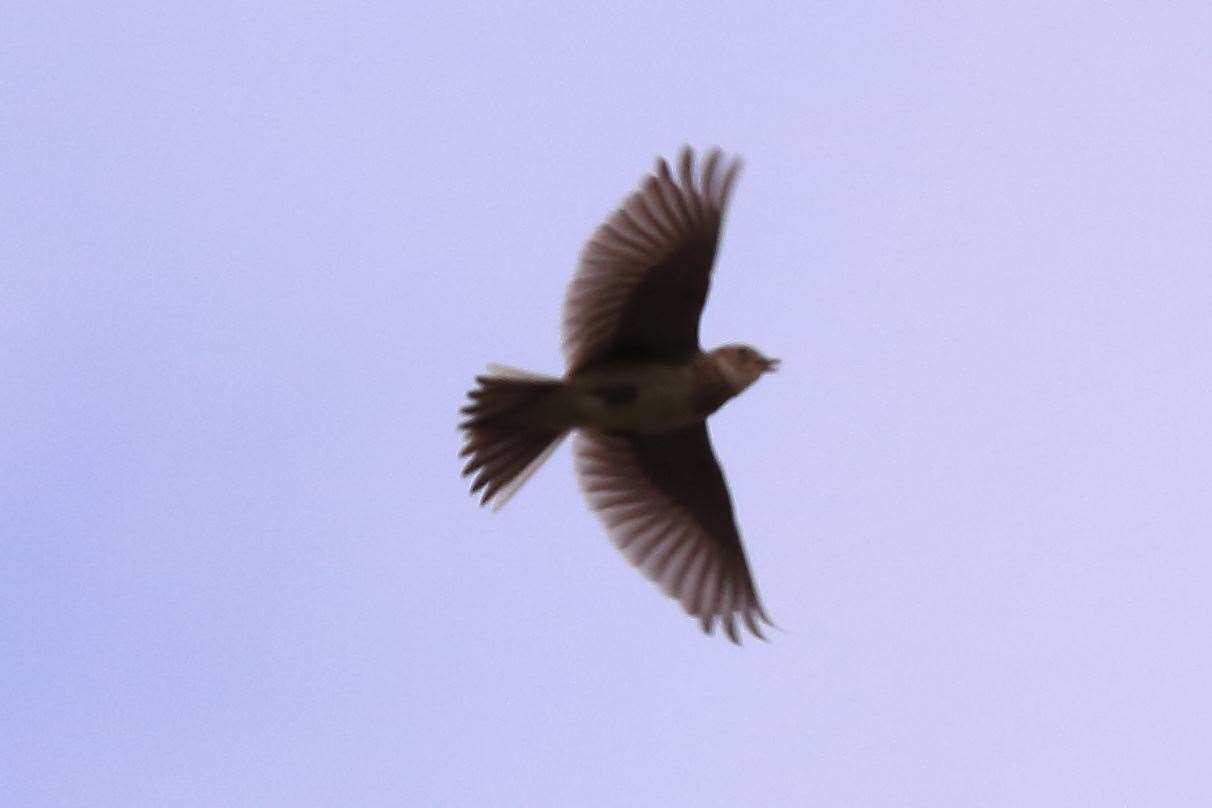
[459,146,779,643]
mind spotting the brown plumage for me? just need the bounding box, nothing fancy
[459,147,778,643]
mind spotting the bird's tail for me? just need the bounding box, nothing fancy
[459,365,573,510]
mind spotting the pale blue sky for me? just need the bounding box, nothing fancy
[4,3,1211,806]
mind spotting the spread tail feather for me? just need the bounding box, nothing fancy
[459,369,571,509]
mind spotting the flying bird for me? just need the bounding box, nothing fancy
[459,147,778,643]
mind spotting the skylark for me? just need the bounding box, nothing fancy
[460,147,778,642]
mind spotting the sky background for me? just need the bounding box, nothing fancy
[4,3,1211,806]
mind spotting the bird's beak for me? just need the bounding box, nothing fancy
[763,358,780,373]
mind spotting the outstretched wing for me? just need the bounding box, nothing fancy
[573,424,772,643]
[562,147,742,373]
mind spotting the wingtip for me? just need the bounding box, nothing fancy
[678,146,695,189]
[723,613,741,644]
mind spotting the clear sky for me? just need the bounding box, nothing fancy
[5,3,1211,806]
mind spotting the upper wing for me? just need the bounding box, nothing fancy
[562,147,742,373]
[573,424,772,643]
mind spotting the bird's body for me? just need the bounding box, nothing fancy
[569,353,731,433]
[460,147,779,643]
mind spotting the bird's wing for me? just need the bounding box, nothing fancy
[562,147,741,373]
[573,424,772,643]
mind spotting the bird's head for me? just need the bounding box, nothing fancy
[710,344,780,393]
